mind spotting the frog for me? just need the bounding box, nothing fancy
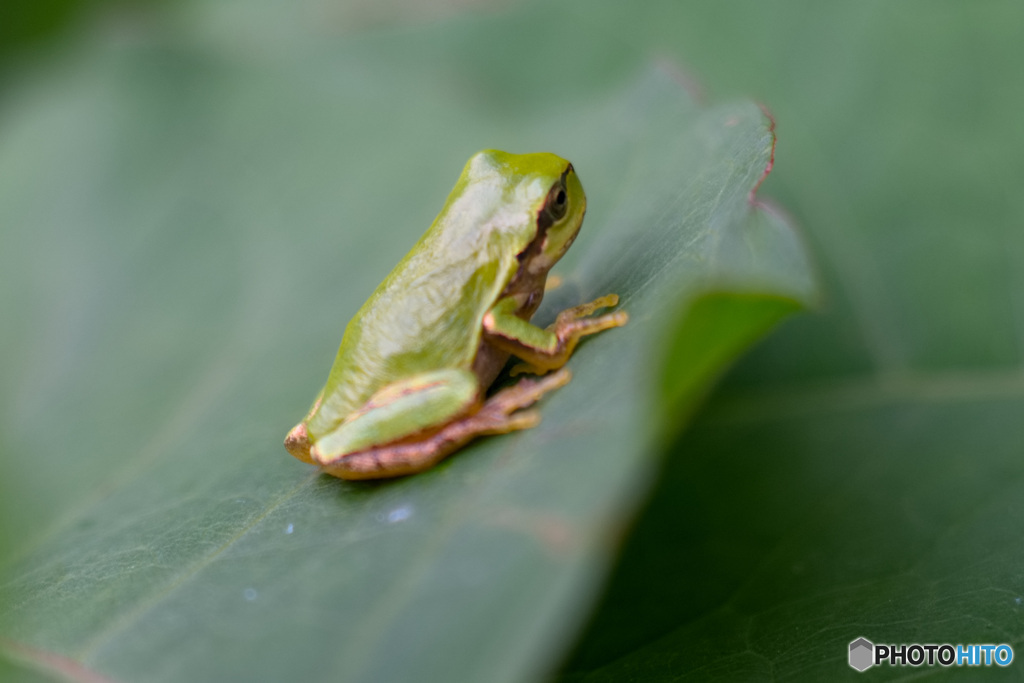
[285,150,627,480]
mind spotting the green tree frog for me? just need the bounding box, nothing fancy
[285,150,627,479]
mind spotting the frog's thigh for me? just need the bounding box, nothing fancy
[311,369,479,463]
[320,368,571,480]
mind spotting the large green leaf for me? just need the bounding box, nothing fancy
[558,1,1024,680]
[0,3,814,682]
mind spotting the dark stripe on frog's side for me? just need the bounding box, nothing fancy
[513,165,572,269]
[471,165,572,389]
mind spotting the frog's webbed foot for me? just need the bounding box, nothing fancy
[510,294,628,376]
[320,369,571,480]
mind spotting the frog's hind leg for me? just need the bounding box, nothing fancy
[320,368,571,480]
[310,369,479,468]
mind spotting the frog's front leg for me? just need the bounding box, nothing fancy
[319,369,570,480]
[483,293,628,375]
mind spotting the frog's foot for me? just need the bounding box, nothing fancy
[511,293,628,376]
[476,366,572,427]
[320,369,571,481]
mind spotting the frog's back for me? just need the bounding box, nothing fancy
[307,150,567,438]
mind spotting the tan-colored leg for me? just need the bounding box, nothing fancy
[511,294,628,376]
[320,368,572,480]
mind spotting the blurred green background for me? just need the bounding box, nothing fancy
[3,0,1024,681]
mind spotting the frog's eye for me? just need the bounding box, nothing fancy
[546,184,568,222]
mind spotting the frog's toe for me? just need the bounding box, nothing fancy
[488,368,571,412]
[499,409,541,432]
[556,293,620,323]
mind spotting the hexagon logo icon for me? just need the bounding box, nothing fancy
[849,637,874,671]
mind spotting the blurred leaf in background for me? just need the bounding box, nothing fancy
[0,1,813,682]
[1,0,84,62]
[0,0,172,79]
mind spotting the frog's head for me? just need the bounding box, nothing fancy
[471,150,587,278]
